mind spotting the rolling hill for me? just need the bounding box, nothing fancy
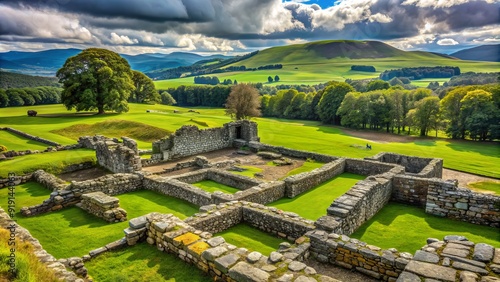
[450,44,500,62]
[0,49,230,76]
[154,40,500,88]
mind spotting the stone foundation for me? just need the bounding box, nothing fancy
[80,192,127,223]
[96,137,141,173]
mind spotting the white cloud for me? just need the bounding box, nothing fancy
[401,0,495,8]
[110,32,138,44]
[437,38,459,45]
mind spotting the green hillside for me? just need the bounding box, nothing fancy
[154,40,500,88]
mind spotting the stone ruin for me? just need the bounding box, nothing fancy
[2,120,499,282]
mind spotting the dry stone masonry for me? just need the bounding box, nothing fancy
[95,137,141,173]
[80,192,127,222]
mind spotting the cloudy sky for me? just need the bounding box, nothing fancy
[0,0,499,55]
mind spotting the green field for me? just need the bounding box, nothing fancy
[0,130,48,152]
[154,40,500,88]
[0,183,198,258]
[351,202,500,253]
[192,180,240,194]
[269,173,365,220]
[1,103,498,178]
[85,243,211,282]
[215,223,285,255]
[468,181,500,196]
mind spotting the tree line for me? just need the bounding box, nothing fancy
[379,66,461,81]
[0,71,60,89]
[0,86,61,107]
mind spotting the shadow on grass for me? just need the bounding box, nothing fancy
[445,139,500,157]
[0,112,121,126]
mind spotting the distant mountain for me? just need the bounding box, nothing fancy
[0,49,231,76]
[450,45,500,62]
[230,40,459,67]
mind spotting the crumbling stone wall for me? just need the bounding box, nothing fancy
[139,211,331,282]
[397,236,500,282]
[317,171,397,235]
[212,181,286,205]
[308,230,412,281]
[152,120,259,161]
[32,170,68,191]
[392,175,434,207]
[95,137,141,173]
[78,135,113,149]
[21,173,142,216]
[344,158,403,176]
[426,180,500,227]
[2,127,60,147]
[80,192,127,222]
[0,173,32,189]
[172,169,262,190]
[143,175,213,207]
[247,141,338,163]
[284,159,345,198]
[367,152,442,178]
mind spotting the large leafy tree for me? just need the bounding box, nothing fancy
[460,89,498,141]
[225,84,261,120]
[413,96,440,136]
[130,70,160,104]
[317,81,354,124]
[57,48,134,114]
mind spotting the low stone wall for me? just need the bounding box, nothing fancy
[3,127,60,147]
[186,202,243,234]
[397,236,500,282]
[392,175,432,207]
[308,230,412,281]
[80,192,127,223]
[0,174,32,188]
[143,175,213,207]
[152,120,258,161]
[60,161,95,174]
[78,135,113,149]
[247,141,338,163]
[32,170,68,191]
[0,207,84,281]
[426,180,500,227]
[142,211,333,282]
[318,172,396,235]
[344,158,403,176]
[95,138,141,173]
[212,181,286,205]
[21,173,142,216]
[367,152,442,178]
[207,169,263,190]
[284,159,345,198]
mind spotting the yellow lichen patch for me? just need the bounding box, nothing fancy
[173,232,200,246]
[188,241,210,255]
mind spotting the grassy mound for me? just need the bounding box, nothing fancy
[51,120,170,142]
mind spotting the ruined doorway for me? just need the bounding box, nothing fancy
[235,126,242,139]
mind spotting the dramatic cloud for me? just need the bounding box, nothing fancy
[0,0,498,54]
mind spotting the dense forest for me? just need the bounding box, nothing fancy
[0,71,60,89]
[379,66,461,81]
[0,86,61,107]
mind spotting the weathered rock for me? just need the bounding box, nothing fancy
[473,243,494,262]
[228,261,270,282]
[413,250,439,263]
[404,261,456,282]
[288,261,306,272]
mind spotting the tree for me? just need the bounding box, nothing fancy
[0,89,8,107]
[317,82,354,124]
[440,86,470,139]
[337,92,363,128]
[274,89,297,117]
[225,84,261,120]
[460,89,498,141]
[56,48,134,114]
[366,80,390,91]
[131,70,159,104]
[268,76,273,83]
[160,91,176,105]
[413,96,440,136]
[284,92,306,119]
[274,75,280,82]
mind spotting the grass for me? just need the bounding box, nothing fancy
[269,173,365,220]
[85,243,211,282]
[0,103,498,178]
[215,223,285,255]
[192,180,240,194]
[0,183,198,258]
[229,165,263,178]
[0,149,96,178]
[0,229,59,282]
[282,160,324,178]
[0,130,48,152]
[467,181,500,196]
[51,119,171,149]
[350,202,500,253]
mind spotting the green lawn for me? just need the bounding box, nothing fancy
[0,149,96,178]
[0,104,498,178]
[282,160,325,178]
[0,130,49,152]
[192,180,240,194]
[229,165,263,178]
[468,181,500,196]
[269,173,365,220]
[351,202,500,254]
[85,243,211,282]
[0,183,199,258]
[215,223,285,255]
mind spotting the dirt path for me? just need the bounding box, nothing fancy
[340,127,419,143]
[58,167,109,182]
[442,169,500,194]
